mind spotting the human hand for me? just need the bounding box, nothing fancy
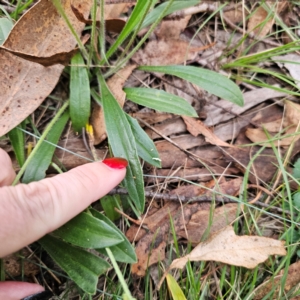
[0,148,127,300]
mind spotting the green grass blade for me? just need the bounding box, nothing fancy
[104,0,155,62]
[0,17,13,45]
[7,121,25,167]
[97,74,145,213]
[22,111,69,183]
[124,87,198,117]
[141,0,199,30]
[70,52,90,133]
[125,113,161,168]
[139,65,244,106]
[52,212,124,249]
[91,208,137,264]
[166,273,187,300]
[39,234,110,295]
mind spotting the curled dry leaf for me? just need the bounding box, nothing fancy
[169,225,286,270]
[91,64,136,145]
[182,116,235,148]
[246,101,300,147]
[0,0,92,136]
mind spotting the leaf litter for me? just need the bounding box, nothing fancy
[0,0,92,136]
[2,0,300,298]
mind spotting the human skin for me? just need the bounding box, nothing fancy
[0,148,127,299]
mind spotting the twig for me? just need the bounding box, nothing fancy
[108,187,292,216]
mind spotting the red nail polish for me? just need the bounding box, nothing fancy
[102,157,128,169]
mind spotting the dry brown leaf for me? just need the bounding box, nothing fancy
[170,177,242,198]
[0,34,90,67]
[4,248,40,279]
[246,126,300,147]
[131,201,216,277]
[134,39,208,66]
[223,7,245,24]
[182,116,235,148]
[130,112,173,125]
[246,101,300,147]
[71,4,126,33]
[285,100,300,125]
[91,64,136,144]
[254,260,300,299]
[170,225,286,270]
[0,0,92,136]
[204,87,287,127]
[248,6,274,38]
[130,179,241,277]
[178,203,240,245]
[155,15,191,39]
[224,146,279,185]
[104,3,133,19]
[247,1,287,38]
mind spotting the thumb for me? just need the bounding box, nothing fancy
[0,158,127,257]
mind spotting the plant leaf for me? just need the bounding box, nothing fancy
[7,121,25,167]
[52,212,124,248]
[139,65,244,106]
[91,208,137,264]
[293,158,300,179]
[166,273,187,300]
[0,18,13,45]
[22,111,69,183]
[0,0,91,136]
[104,0,155,61]
[124,87,197,117]
[170,225,286,270]
[39,234,110,295]
[97,74,145,213]
[70,52,90,132]
[141,0,199,30]
[100,195,121,221]
[125,113,161,168]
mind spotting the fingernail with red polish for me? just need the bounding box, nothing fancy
[102,157,128,169]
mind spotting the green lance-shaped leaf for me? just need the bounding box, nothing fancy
[97,74,145,213]
[125,113,161,168]
[7,121,26,167]
[52,212,124,249]
[91,208,137,264]
[124,87,197,117]
[22,111,69,183]
[139,65,244,107]
[39,234,110,295]
[0,18,13,45]
[70,52,90,132]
